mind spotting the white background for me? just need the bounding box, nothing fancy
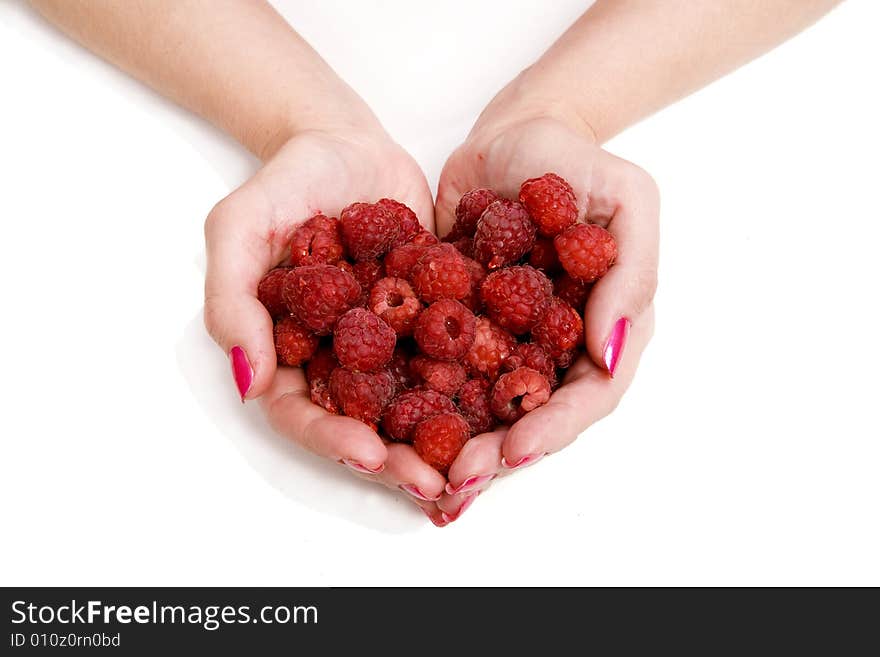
[1,0,878,586]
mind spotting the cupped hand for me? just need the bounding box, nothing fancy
[433,116,660,522]
[203,127,449,522]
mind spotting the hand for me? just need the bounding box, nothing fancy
[203,127,450,523]
[432,112,659,523]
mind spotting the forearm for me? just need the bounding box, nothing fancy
[30,0,380,159]
[485,0,842,143]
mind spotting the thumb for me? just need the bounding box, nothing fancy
[583,155,660,377]
[203,190,281,401]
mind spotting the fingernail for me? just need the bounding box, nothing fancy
[501,453,546,470]
[229,346,253,402]
[421,507,449,528]
[340,459,384,475]
[441,492,480,524]
[399,484,441,502]
[445,474,495,496]
[603,317,631,378]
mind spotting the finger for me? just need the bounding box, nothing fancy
[445,430,506,495]
[204,188,293,401]
[582,153,660,375]
[377,441,448,504]
[260,366,387,471]
[501,306,655,465]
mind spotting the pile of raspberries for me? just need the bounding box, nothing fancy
[257,173,616,475]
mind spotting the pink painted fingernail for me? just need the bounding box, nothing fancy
[441,492,480,524]
[501,453,546,470]
[603,317,630,378]
[229,346,253,402]
[445,474,495,496]
[421,507,449,528]
[399,484,441,502]
[340,459,384,475]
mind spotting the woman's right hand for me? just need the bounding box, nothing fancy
[203,125,451,524]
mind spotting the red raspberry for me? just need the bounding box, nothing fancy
[480,266,552,335]
[450,188,499,239]
[447,235,475,259]
[340,201,399,261]
[490,367,551,424]
[502,343,557,388]
[474,199,536,269]
[408,230,440,247]
[387,344,416,391]
[519,173,578,237]
[368,277,422,336]
[413,412,470,475]
[288,214,344,266]
[459,256,487,313]
[410,355,467,397]
[377,198,421,246]
[464,317,517,380]
[257,267,291,319]
[528,237,562,273]
[333,308,396,373]
[306,347,339,413]
[382,388,457,442]
[385,243,428,281]
[411,243,470,303]
[273,316,318,366]
[456,378,494,435]
[352,259,385,292]
[554,223,617,282]
[554,273,592,311]
[532,297,584,365]
[283,264,361,334]
[414,299,476,361]
[329,367,395,428]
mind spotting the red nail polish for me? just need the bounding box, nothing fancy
[421,507,449,528]
[340,459,384,475]
[229,346,253,401]
[399,484,441,502]
[442,492,480,523]
[445,474,495,496]
[501,453,546,470]
[603,317,630,378]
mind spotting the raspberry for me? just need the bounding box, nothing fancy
[411,243,470,303]
[333,308,396,372]
[385,243,428,280]
[473,199,536,269]
[377,198,421,247]
[408,230,440,247]
[306,347,339,413]
[368,277,421,336]
[456,378,494,435]
[283,264,361,334]
[382,388,457,442]
[340,201,399,261]
[388,344,416,391]
[448,235,475,259]
[528,237,562,273]
[480,266,552,335]
[554,273,592,311]
[459,256,487,313]
[413,412,470,475]
[273,316,318,366]
[490,367,551,424]
[519,173,578,237]
[450,188,499,239]
[329,367,395,428]
[410,355,467,397]
[554,223,617,282]
[288,214,344,266]
[352,259,386,293]
[414,299,476,361]
[464,317,517,380]
[257,267,291,319]
[532,297,584,365]
[502,343,557,388]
